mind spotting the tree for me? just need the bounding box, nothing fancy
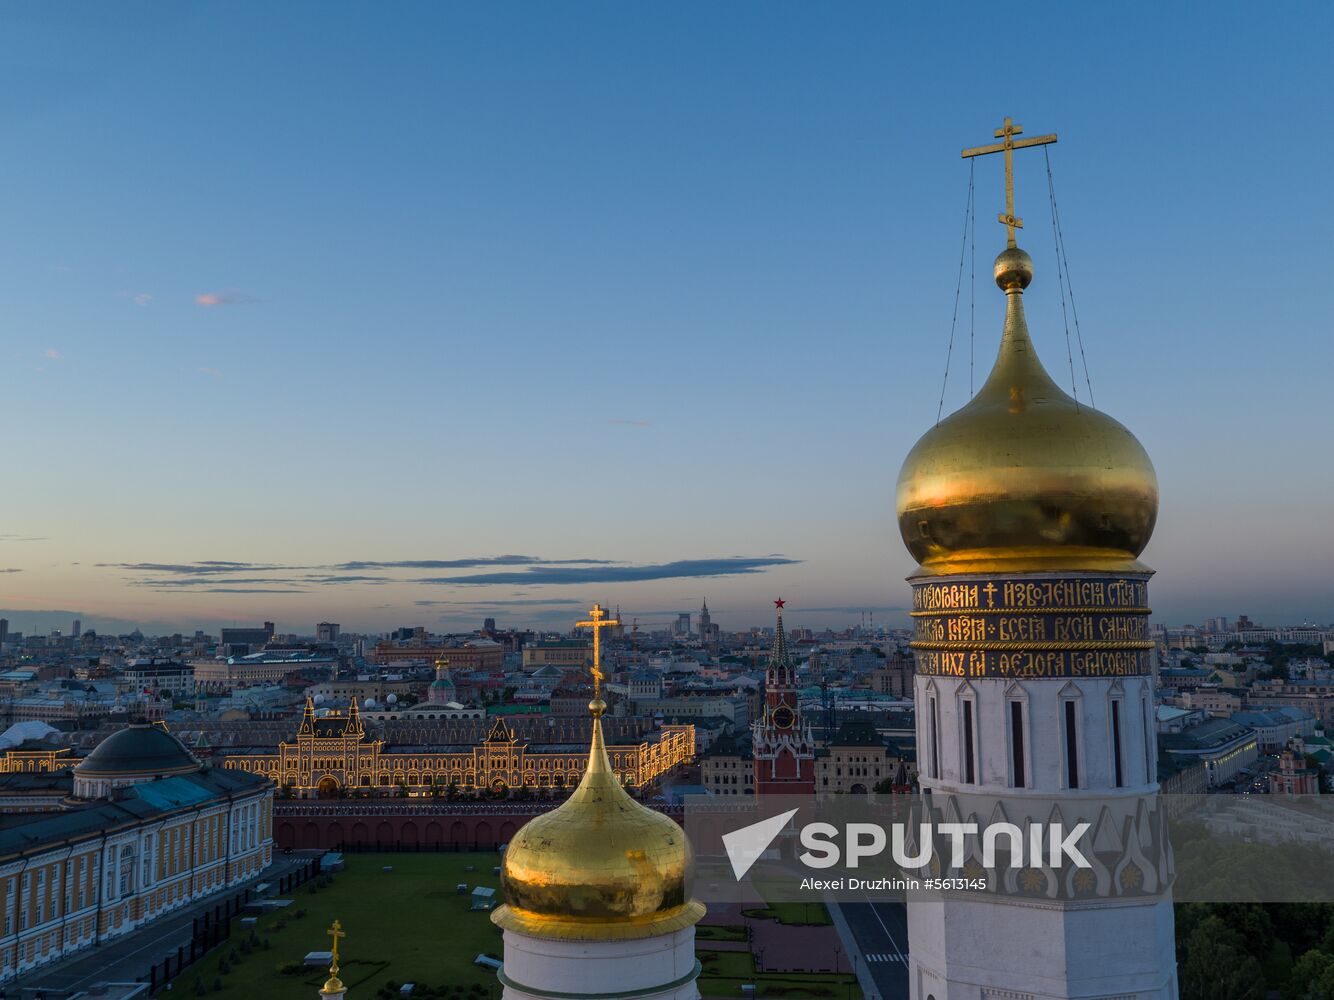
[1291,950,1334,999]
[1178,915,1267,999]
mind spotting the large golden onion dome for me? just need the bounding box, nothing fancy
[896,247,1158,576]
[492,698,703,941]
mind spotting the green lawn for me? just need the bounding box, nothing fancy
[740,902,833,926]
[185,853,506,998]
[696,923,749,942]
[698,947,861,999]
[184,854,854,1000]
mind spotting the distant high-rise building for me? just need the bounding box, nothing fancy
[72,619,81,639]
[673,613,691,638]
[697,599,711,636]
[483,617,497,632]
[0,619,8,644]
[220,622,276,656]
[316,622,340,643]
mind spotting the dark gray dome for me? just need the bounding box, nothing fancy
[75,723,199,778]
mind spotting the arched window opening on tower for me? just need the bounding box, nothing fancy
[1111,698,1125,788]
[1008,700,1026,789]
[1062,699,1080,790]
[1141,695,1153,785]
[961,698,977,785]
[929,695,941,780]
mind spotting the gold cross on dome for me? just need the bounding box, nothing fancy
[327,919,345,969]
[576,603,620,699]
[962,116,1058,248]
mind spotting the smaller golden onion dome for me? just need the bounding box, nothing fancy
[896,247,1158,576]
[492,699,703,941]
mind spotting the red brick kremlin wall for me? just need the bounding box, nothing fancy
[274,801,686,851]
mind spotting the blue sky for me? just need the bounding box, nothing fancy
[1,3,1331,634]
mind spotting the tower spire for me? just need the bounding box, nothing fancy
[769,598,791,675]
[344,696,363,736]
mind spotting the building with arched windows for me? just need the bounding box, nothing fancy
[0,722,272,983]
[221,698,694,796]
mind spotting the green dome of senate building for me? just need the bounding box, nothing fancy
[75,722,200,779]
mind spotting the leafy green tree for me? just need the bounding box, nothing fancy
[1178,916,1266,999]
[1291,950,1334,999]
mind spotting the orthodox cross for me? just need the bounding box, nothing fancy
[962,117,1058,248]
[576,603,620,700]
[327,919,345,973]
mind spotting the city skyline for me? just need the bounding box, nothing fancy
[3,4,1332,630]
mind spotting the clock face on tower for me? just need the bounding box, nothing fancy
[771,705,795,730]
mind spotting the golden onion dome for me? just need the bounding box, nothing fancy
[492,698,703,941]
[896,247,1158,576]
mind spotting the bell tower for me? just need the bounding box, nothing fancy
[897,118,1177,999]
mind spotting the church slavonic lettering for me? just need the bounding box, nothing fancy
[996,615,1045,641]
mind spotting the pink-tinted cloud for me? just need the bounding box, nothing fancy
[197,367,224,378]
[195,289,260,307]
[44,348,62,360]
[133,293,152,306]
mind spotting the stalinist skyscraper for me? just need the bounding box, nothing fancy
[896,120,1177,998]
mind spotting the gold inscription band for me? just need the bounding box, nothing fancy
[911,640,1155,652]
[910,606,1152,617]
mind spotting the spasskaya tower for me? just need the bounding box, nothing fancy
[752,599,815,796]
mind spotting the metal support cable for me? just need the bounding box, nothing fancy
[1044,147,1095,407]
[937,160,975,425]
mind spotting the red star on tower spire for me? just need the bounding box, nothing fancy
[774,598,785,610]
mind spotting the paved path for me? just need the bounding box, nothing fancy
[748,913,846,974]
[19,853,316,996]
[830,895,910,1000]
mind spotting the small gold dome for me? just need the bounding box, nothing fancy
[896,248,1158,576]
[492,700,702,941]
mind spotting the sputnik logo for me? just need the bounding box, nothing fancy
[721,808,799,881]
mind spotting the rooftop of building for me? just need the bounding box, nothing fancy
[828,718,885,747]
[1160,718,1255,753]
[1232,707,1315,727]
[0,766,269,860]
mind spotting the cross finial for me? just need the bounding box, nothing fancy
[327,919,345,975]
[962,116,1058,248]
[576,603,620,705]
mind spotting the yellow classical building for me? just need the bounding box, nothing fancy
[0,723,273,983]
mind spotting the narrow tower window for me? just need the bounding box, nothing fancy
[1142,696,1153,784]
[1063,700,1080,789]
[1111,699,1125,788]
[1009,701,1026,788]
[962,700,977,784]
[929,696,940,780]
